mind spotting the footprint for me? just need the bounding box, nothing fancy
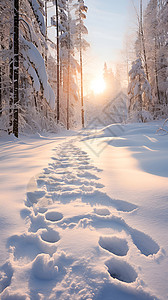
[7,234,40,260]
[110,199,138,212]
[7,232,57,260]
[94,208,111,216]
[82,191,138,213]
[45,211,63,222]
[77,171,100,180]
[36,207,48,214]
[0,262,13,293]
[40,229,60,244]
[26,190,46,207]
[105,258,137,283]
[20,208,31,219]
[99,236,129,256]
[129,228,160,256]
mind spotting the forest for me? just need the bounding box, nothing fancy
[0,0,89,136]
[0,0,168,137]
[0,1,168,300]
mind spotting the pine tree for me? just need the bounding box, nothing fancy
[157,0,168,110]
[143,0,168,117]
[0,0,15,134]
[144,0,160,110]
[103,62,115,95]
[128,58,152,122]
[73,0,89,128]
[13,0,19,137]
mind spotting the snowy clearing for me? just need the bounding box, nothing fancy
[0,121,168,299]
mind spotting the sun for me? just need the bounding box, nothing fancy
[90,77,106,95]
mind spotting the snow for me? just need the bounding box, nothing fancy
[32,253,59,280]
[28,0,46,36]
[21,37,55,110]
[0,121,168,299]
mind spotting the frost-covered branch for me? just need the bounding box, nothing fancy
[21,36,55,110]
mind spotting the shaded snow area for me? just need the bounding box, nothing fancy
[0,122,168,299]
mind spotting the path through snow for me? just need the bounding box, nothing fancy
[0,138,162,299]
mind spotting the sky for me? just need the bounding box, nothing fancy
[85,0,131,64]
[83,0,148,85]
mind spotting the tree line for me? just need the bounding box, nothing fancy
[128,0,168,122]
[0,0,89,137]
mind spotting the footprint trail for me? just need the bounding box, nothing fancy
[0,141,160,299]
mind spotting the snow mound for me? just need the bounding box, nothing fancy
[1,290,29,300]
[0,262,13,294]
[32,253,58,280]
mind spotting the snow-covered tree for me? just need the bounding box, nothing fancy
[0,0,58,135]
[143,0,161,112]
[128,58,152,122]
[103,62,115,95]
[73,0,89,127]
[157,0,168,113]
[19,0,57,132]
[0,0,89,134]
[0,0,14,134]
[129,0,168,121]
[49,0,84,129]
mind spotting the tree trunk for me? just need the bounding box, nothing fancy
[67,6,70,130]
[80,16,84,128]
[0,32,3,117]
[140,0,149,81]
[45,0,48,68]
[55,0,60,123]
[13,0,19,137]
[154,37,160,105]
[138,74,143,121]
[9,37,13,134]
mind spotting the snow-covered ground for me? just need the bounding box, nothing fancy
[0,121,168,299]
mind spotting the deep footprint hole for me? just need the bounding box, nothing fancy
[94,208,111,216]
[45,211,63,222]
[130,228,160,256]
[105,258,137,283]
[41,229,60,243]
[99,236,129,256]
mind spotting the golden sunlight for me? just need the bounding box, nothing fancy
[90,76,106,95]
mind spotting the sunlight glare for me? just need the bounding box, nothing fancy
[90,77,106,95]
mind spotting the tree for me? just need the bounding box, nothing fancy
[103,62,115,95]
[55,0,60,123]
[50,0,83,129]
[0,0,16,134]
[144,0,160,110]
[13,0,19,137]
[0,0,89,135]
[74,0,89,128]
[128,58,152,122]
[157,0,168,109]
[143,0,168,117]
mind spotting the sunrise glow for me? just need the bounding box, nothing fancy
[90,77,106,95]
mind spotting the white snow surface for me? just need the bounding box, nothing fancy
[0,122,168,299]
